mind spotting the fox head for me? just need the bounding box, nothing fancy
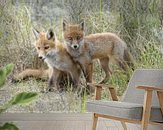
[62,20,85,50]
[33,29,57,60]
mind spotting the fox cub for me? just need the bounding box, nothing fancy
[33,29,81,91]
[62,20,134,91]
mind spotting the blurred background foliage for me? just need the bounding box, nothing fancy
[0,0,162,106]
[0,64,38,130]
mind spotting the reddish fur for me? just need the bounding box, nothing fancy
[63,22,134,89]
[13,69,49,81]
[14,31,82,92]
[35,32,81,91]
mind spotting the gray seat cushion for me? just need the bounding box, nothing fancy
[86,100,163,122]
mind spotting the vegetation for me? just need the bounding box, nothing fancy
[0,0,162,112]
[0,64,38,130]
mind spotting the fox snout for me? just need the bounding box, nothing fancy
[38,55,43,60]
[71,44,79,50]
[38,54,46,60]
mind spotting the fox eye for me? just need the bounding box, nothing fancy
[37,47,40,50]
[44,46,49,49]
[77,36,81,40]
[67,37,72,41]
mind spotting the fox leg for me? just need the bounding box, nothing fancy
[85,64,93,83]
[48,67,60,92]
[47,67,54,92]
[52,68,61,91]
[84,63,93,92]
[99,57,112,83]
[78,56,93,93]
[69,68,81,89]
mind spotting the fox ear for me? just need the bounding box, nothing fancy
[79,21,84,31]
[63,19,68,31]
[33,28,40,39]
[46,29,55,41]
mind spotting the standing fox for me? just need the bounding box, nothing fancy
[33,29,81,91]
[62,20,134,90]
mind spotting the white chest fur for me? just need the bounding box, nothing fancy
[44,50,71,72]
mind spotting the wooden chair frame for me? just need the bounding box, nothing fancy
[88,83,163,130]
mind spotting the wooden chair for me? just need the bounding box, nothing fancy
[85,69,163,130]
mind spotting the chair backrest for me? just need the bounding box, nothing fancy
[123,69,163,107]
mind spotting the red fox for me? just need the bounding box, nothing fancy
[32,29,81,91]
[62,20,134,90]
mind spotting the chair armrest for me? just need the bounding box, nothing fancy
[136,86,163,119]
[137,86,163,92]
[88,83,118,101]
[137,86,163,123]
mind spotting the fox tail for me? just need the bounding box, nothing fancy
[123,49,135,70]
[13,69,49,81]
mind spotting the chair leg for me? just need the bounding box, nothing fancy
[157,91,163,114]
[92,113,98,130]
[121,121,127,130]
[141,90,152,130]
[141,122,148,130]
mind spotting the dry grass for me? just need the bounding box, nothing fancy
[0,1,162,113]
[1,79,85,113]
